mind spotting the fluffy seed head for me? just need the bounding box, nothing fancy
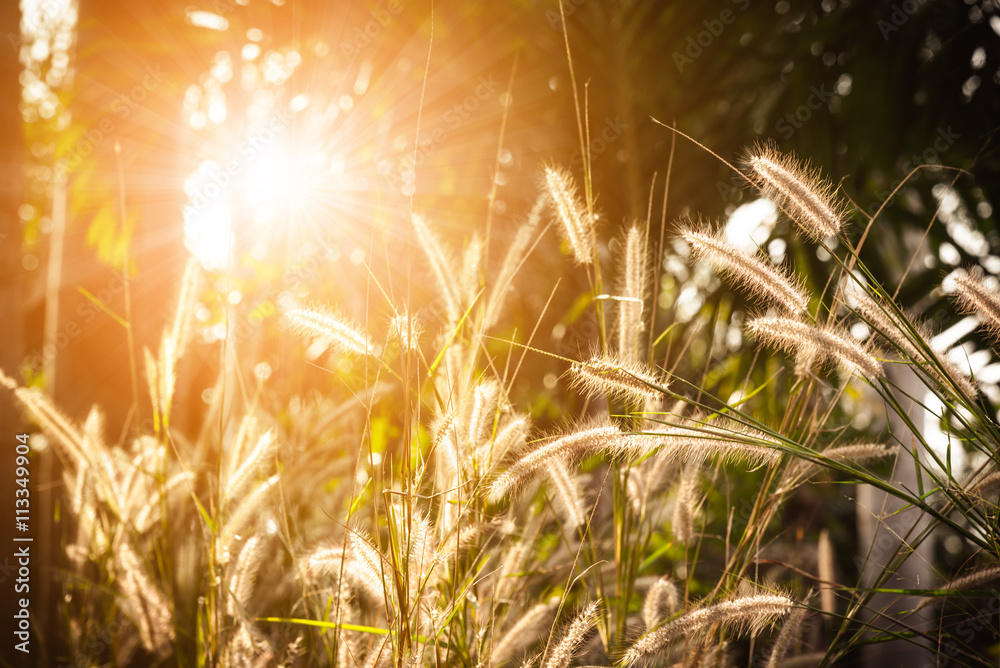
[0,369,90,470]
[682,226,808,314]
[850,287,977,398]
[671,465,700,544]
[619,592,794,667]
[941,563,1000,592]
[747,147,845,241]
[642,576,680,630]
[285,306,376,357]
[641,421,782,468]
[950,267,1000,346]
[543,166,595,264]
[964,470,1000,500]
[412,213,462,323]
[484,196,546,328]
[228,536,265,617]
[545,459,587,531]
[616,225,649,363]
[487,423,635,501]
[390,311,422,351]
[747,316,882,382]
[764,607,807,668]
[542,601,600,668]
[491,601,558,665]
[569,355,667,405]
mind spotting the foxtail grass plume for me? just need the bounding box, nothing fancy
[487,423,637,501]
[404,511,437,592]
[0,369,91,470]
[228,536,266,617]
[950,267,1000,346]
[224,621,274,668]
[285,306,376,357]
[850,287,977,398]
[642,576,680,630]
[389,310,422,351]
[544,166,595,264]
[302,543,389,607]
[747,147,845,241]
[468,380,500,448]
[644,421,782,469]
[117,540,175,653]
[941,563,1000,592]
[303,545,347,579]
[784,442,895,488]
[624,468,645,515]
[747,316,882,382]
[218,473,279,565]
[412,213,462,323]
[225,430,277,507]
[484,194,546,328]
[671,465,700,544]
[545,459,587,531]
[964,469,1000,500]
[134,471,194,533]
[461,232,485,316]
[493,540,531,604]
[569,354,667,405]
[764,607,807,668]
[476,413,529,469]
[616,225,648,363]
[681,226,808,314]
[349,533,392,606]
[541,601,600,668]
[619,591,794,667]
[491,601,557,665]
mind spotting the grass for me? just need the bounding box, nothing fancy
[5,14,1000,662]
[4,133,1000,667]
